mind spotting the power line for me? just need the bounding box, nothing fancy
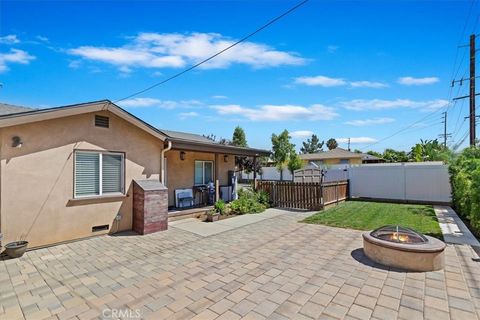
[454,129,470,150]
[114,0,309,103]
[452,0,477,82]
[360,2,478,152]
[452,117,468,143]
[359,108,447,151]
[453,34,478,146]
[451,85,468,136]
[439,111,452,146]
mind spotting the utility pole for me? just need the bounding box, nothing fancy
[439,112,452,147]
[347,138,351,151]
[470,34,476,146]
[452,34,478,146]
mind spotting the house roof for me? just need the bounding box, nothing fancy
[361,153,383,161]
[0,99,169,140]
[299,148,365,160]
[160,129,215,144]
[0,100,270,157]
[160,129,269,156]
[0,103,35,115]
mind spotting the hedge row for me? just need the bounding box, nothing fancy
[449,147,480,236]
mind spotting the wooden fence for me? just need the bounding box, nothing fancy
[256,180,349,210]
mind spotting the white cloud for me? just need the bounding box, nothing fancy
[69,46,185,69]
[212,104,338,121]
[68,60,81,69]
[342,98,448,112]
[336,137,378,144]
[344,117,395,126]
[294,75,387,88]
[36,35,49,42]
[398,76,439,86]
[0,35,20,44]
[294,75,347,87]
[327,45,339,53]
[179,111,199,119]
[212,95,228,99]
[69,32,306,72]
[350,81,388,88]
[119,97,203,109]
[290,130,314,138]
[0,49,35,73]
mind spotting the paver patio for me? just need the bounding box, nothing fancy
[1,208,479,320]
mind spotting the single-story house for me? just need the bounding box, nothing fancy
[0,100,269,248]
[299,147,384,167]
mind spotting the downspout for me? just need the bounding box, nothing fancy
[161,140,172,185]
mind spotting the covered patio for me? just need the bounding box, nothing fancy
[162,130,269,211]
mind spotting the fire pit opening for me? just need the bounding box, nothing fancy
[370,225,428,244]
[362,225,446,272]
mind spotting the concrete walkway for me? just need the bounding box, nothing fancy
[169,209,302,237]
[434,206,480,247]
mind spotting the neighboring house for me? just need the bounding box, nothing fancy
[299,147,384,167]
[0,100,268,248]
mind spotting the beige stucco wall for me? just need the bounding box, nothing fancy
[0,110,163,248]
[165,150,236,207]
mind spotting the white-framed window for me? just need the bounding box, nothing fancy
[74,151,125,198]
[194,160,214,185]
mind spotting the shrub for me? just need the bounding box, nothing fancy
[449,147,480,235]
[256,190,270,207]
[214,199,226,214]
[229,189,267,215]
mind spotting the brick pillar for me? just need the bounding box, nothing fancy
[133,180,168,235]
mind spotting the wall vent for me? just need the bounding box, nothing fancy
[95,115,109,128]
[92,224,109,232]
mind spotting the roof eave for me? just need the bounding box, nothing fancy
[167,138,270,157]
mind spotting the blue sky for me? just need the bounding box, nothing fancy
[0,0,476,152]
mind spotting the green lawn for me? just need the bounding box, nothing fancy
[303,200,443,239]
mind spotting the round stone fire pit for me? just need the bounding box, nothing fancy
[362,226,446,271]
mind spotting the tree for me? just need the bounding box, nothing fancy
[326,138,338,150]
[235,156,263,175]
[287,152,303,174]
[232,126,248,147]
[366,150,383,158]
[409,139,453,163]
[300,134,324,154]
[271,130,295,180]
[382,148,409,163]
[204,134,231,145]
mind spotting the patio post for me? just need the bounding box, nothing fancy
[215,153,220,202]
[253,156,258,190]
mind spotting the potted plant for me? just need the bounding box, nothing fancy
[206,209,220,222]
[206,200,226,222]
[5,240,28,258]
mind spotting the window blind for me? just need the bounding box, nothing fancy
[75,152,100,196]
[102,154,123,193]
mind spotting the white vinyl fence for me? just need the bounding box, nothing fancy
[241,167,293,181]
[347,163,451,203]
[243,162,451,204]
